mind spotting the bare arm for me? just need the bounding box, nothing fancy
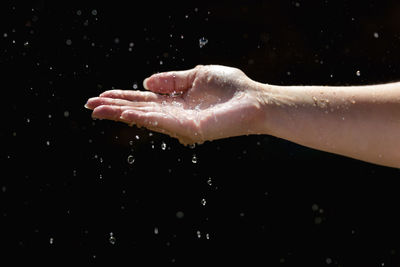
[85,65,400,168]
[257,82,400,168]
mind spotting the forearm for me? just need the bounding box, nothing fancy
[256,81,400,168]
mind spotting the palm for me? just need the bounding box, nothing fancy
[85,65,263,145]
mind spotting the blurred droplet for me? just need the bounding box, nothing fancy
[207,177,212,186]
[161,142,166,150]
[109,232,116,245]
[176,211,184,219]
[201,198,206,206]
[199,37,208,48]
[356,70,361,76]
[127,155,135,164]
[191,154,197,164]
[196,230,201,238]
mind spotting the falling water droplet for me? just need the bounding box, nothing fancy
[373,32,379,38]
[356,70,361,76]
[154,227,159,235]
[205,233,210,240]
[196,230,201,238]
[201,198,206,206]
[199,37,208,48]
[109,232,116,245]
[188,143,196,149]
[49,237,54,245]
[207,177,212,186]
[176,211,184,219]
[161,142,167,150]
[127,155,135,164]
[191,154,197,164]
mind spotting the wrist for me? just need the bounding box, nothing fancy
[250,81,293,137]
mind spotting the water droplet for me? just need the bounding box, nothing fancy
[326,258,332,264]
[207,177,212,186]
[314,217,323,224]
[46,141,50,146]
[191,154,197,164]
[199,37,208,48]
[356,70,361,76]
[373,32,379,38]
[312,204,319,211]
[99,174,103,179]
[66,39,72,46]
[23,41,29,47]
[129,140,133,146]
[127,155,135,164]
[188,143,196,149]
[176,211,184,219]
[196,230,201,238]
[205,233,210,240]
[109,232,116,245]
[63,110,70,117]
[180,34,184,39]
[49,237,54,244]
[132,83,138,89]
[201,198,206,206]
[91,9,97,16]
[154,227,159,235]
[2,186,6,193]
[76,10,82,16]
[161,142,167,150]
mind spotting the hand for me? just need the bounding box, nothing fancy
[85,65,267,145]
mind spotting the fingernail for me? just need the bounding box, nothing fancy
[143,78,149,90]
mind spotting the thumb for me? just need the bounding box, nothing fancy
[143,66,199,94]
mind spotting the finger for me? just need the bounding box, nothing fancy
[99,89,163,102]
[120,109,183,136]
[85,97,158,110]
[92,105,125,121]
[143,67,198,94]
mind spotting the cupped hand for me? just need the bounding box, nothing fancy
[85,65,267,145]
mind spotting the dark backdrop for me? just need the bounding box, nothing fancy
[1,0,400,266]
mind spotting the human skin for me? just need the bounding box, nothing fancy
[85,65,400,168]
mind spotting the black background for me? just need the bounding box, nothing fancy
[1,0,400,266]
